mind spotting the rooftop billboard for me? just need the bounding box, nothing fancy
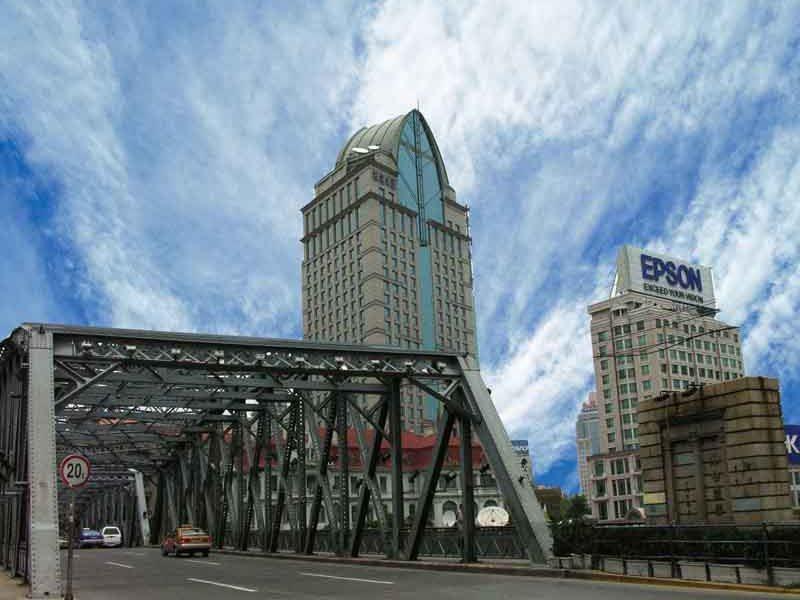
[615,245,716,310]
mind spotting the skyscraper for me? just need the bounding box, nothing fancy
[575,393,600,498]
[301,110,478,431]
[586,246,744,521]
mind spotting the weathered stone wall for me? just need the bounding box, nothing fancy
[639,377,793,524]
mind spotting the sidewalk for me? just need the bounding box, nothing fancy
[0,572,26,600]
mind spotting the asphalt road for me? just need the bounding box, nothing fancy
[65,548,775,599]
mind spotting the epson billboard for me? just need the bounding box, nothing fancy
[615,245,716,309]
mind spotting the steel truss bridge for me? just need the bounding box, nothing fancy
[0,323,552,598]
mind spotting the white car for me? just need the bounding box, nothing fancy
[101,526,122,548]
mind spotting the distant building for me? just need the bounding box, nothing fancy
[251,428,505,529]
[301,109,479,432]
[587,246,745,522]
[575,393,600,498]
[786,424,800,514]
[511,439,534,484]
[639,377,793,524]
[534,486,564,522]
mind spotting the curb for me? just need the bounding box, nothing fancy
[208,548,800,596]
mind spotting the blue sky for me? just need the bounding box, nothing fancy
[2,1,800,491]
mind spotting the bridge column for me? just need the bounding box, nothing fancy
[458,357,553,563]
[388,379,404,559]
[336,393,349,555]
[262,412,272,552]
[27,327,61,598]
[459,404,477,563]
[133,470,150,545]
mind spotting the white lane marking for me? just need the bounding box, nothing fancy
[187,578,257,593]
[123,552,145,556]
[298,572,394,585]
[185,559,221,566]
[105,561,134,569]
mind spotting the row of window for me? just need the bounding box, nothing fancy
[594,475,643,499]
[305,176,361,233]
[305,207,362,259]
[593,456,641,477]
[607,428,638,444]
[597,319,740,345]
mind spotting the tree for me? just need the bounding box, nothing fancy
[551,494,593,556]
[560,494,590,522]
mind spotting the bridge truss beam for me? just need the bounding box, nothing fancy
[0,323,552,597]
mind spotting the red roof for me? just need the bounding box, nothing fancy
[241,427,488,473]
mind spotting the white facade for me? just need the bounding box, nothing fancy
[265,468,505,530]
[586,248,744,522]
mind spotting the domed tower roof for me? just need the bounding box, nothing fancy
[335,109,450,187]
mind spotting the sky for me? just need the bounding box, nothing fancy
[2,1,799,492]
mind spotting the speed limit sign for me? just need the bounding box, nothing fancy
[59,454,91,489]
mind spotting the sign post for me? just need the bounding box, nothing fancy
[59,454,91,600]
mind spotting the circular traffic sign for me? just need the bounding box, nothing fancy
[59,454,91,489]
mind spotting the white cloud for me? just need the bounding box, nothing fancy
[1,1,362,334]
[0,193,62,333]
[484,295,598,474]
[2,0,799,489]
[666,128,800,384]
[354,0,800,480]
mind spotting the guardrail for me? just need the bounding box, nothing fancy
[588,522,800,570]
[224,526,527,559]
[547,521,800,586]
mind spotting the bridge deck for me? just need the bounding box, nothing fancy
[62,547,767,599]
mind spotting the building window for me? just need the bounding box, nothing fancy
[611,458,628,475]
[612,478,632,496]
[595,480,606,497]
[614,499,632,519]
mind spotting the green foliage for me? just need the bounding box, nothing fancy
[560,494,590,521]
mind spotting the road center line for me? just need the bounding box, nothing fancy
[185,559,221,566]
[187,578,256,593]
[298,572,394,585]
[105,561,134,569]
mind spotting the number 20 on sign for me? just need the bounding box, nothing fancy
[59,454,91,489]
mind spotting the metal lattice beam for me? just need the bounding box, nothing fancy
[0,323,553,598]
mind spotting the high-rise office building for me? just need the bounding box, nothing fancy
[300,110,478,432]
[586,246,745,522]
[575,393,600,498]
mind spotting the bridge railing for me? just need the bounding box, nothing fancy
[552,520,800,581]
[227,526,526,559]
